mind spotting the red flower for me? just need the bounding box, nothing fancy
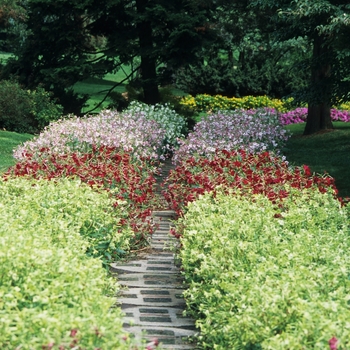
[303,164,312,177]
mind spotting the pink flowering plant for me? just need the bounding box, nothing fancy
[14,109,169,162]
[172,108,290,163]
[279,107,350,125]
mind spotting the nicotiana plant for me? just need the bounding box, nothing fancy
[172,108,291,163]
[13,110,168,162]
[124,101,187,148]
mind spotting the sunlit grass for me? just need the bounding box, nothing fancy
[74,67,133,113]
[0,130,33,173]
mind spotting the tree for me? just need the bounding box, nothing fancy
[90,0,214,105]
[175,1,311,98]
[0,0,27,52]
[250,0,350,134]
[2,0,213,112]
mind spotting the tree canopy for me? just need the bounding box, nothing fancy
[1,0,350,134]
[250,0,350,134]
[1,0,213,111]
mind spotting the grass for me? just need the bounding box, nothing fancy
[284,122,350,198]
[74,66,133,114]
[74,77,127,113]
[0,130,33,173]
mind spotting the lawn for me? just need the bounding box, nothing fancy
[284,122,350,198]
[0,130,33,172]
[74,66,133,113]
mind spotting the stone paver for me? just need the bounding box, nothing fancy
[112,160,199,349]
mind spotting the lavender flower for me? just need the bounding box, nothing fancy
[14,110,168,161]
[172,108,291,163]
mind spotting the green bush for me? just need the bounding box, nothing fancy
[0,80,63,133]
[178,188,350,349]
[1,176,132,264]
[124,100,187,147]
[0,177,134,349]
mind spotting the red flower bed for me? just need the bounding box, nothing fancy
[4,145,163,253]
[163,149,339,217]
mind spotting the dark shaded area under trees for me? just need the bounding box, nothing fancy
[0,0,350,134]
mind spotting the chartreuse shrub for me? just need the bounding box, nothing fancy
[338,102,350,111]
[0,177,135,349]
[0,176,133,265]
[178,188,350,349]
[180,94,290,114]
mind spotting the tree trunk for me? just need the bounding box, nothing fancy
[304,35,333,135]
[136,0,160,105]
[304,103,332,135]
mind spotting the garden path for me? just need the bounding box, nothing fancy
[111,158,198,349]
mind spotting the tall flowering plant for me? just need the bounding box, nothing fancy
[124,101,187,148]
[172,109,290,163]
[13,109,168,162]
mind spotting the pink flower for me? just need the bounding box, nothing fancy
[145,338,159,349]
[69,329,78,338]
[329,336,338,350]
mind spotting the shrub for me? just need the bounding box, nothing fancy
[28,86,64,130]
[179,94,289,114]
[338,102,350,111]
[172,109,290,163]
[178,188,350,349]
[124,100,187,148]
[0,177,135,349]
[0,80,63,133]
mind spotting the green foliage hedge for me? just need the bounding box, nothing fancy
[0,80,63,133]
[178,188,350,349]
[0,177,134,349]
